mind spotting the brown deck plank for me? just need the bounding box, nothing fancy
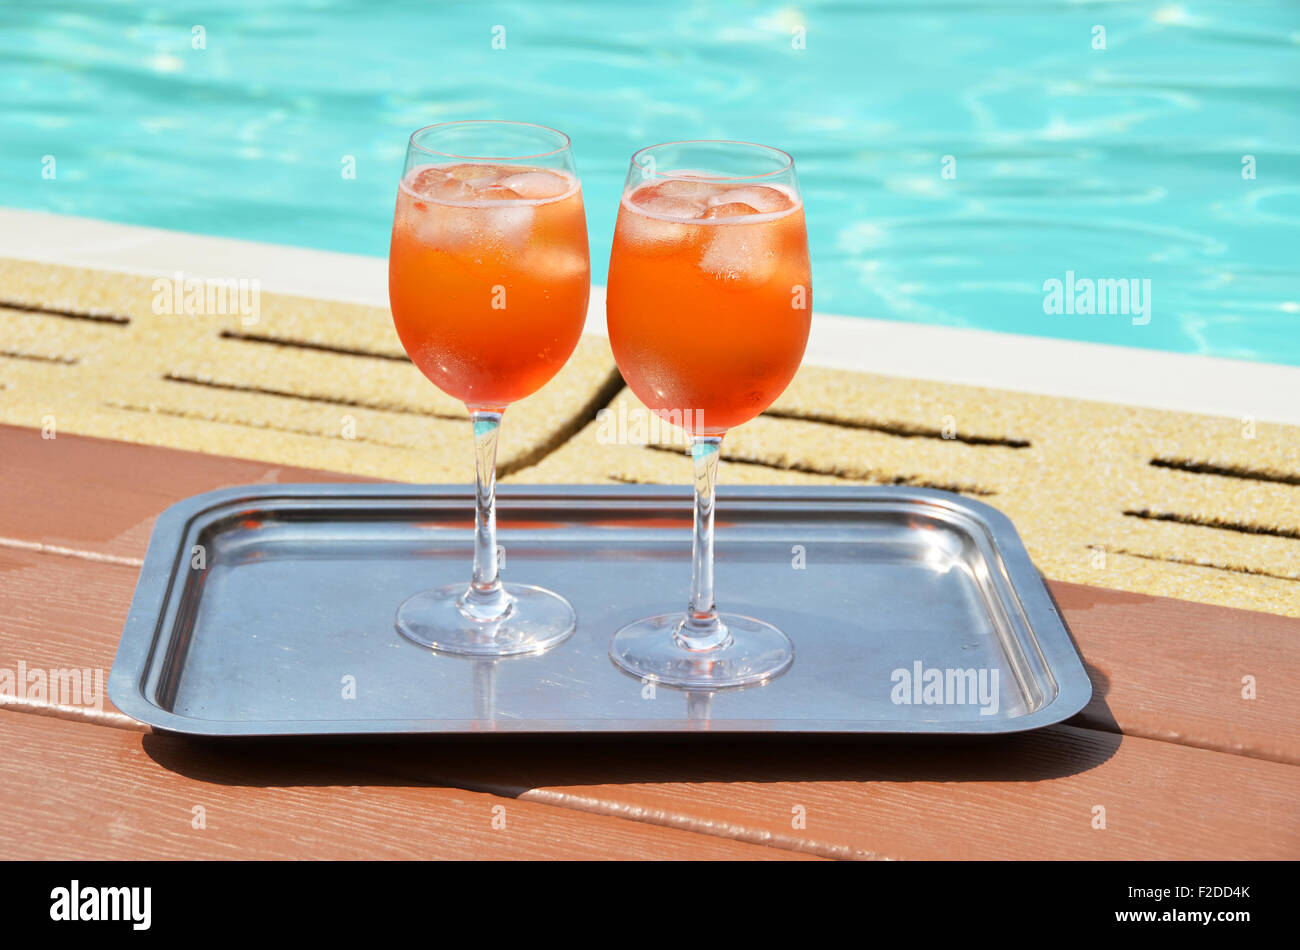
[0,423,375,563]
[1054,581,1300,763]
[0,710,814,860]
[297,725,1299,860]
[0,547,140,726]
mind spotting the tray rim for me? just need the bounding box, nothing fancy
[108,483,1093,738]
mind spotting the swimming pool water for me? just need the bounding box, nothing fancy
[2,1,1297,364]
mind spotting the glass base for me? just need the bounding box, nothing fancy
[395,582,576,657]
[609,613,793,689]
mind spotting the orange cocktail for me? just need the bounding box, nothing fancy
[390,162,589,408]
[607,177,810,434]
[388,121,589,659]
[605,140,811,691]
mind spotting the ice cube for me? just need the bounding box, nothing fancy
[477,184,523,201]
[443,163,509,182]
[708,185,793,213]
[702,201,759,219]
[407,165,449,196]
[480,204,536,248]
[699,226,777,282]
[526,242,589,280]
[637,195,707,219]
[499,170,571,199]
[653,178,716,199]
[410,203,477,250]
[408,165,484,202]
[618,205,692,247]
[423,178,475,201]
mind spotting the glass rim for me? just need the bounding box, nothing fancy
[629,139,795,183]
[407,120,572,162]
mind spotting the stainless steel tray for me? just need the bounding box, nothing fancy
[108,484,1091,737]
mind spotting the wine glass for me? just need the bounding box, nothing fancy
[605,140,812,687]
[388,120,590,655]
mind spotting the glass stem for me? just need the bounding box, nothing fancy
[676,434,732,651]
[459,409,513,622]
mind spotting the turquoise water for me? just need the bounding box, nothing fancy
[2,1,1298,363]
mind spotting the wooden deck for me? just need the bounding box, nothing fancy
[2,423,1296,860]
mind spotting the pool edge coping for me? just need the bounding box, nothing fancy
[2,205,1297,426]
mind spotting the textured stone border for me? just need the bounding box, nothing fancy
[3,206,1297,425]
